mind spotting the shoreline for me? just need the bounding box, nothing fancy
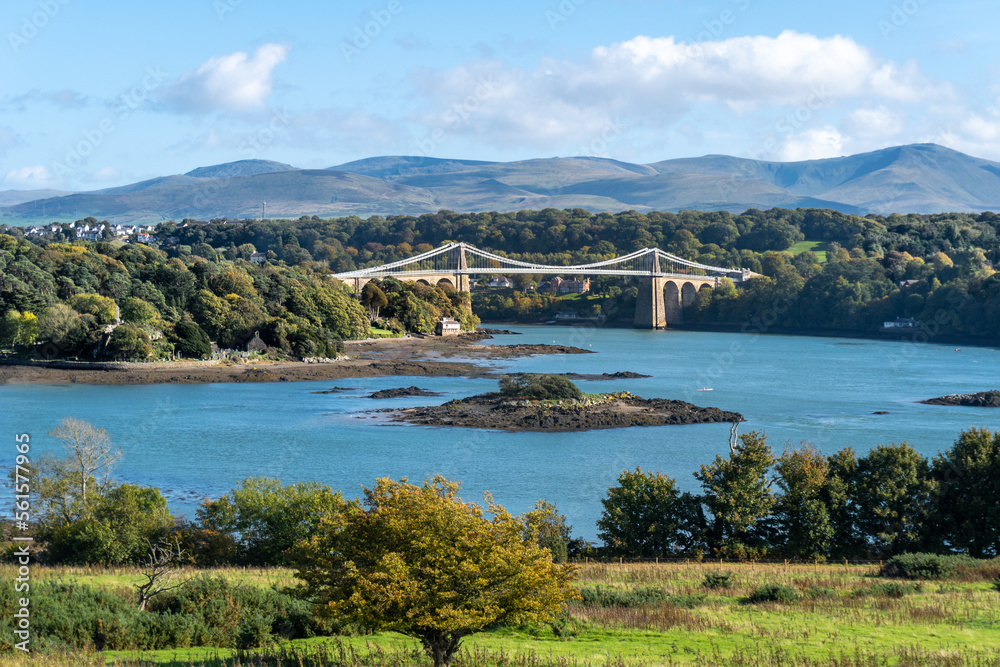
[5,321,993,387]
[480,320,1000,349]
[0,333,588,387]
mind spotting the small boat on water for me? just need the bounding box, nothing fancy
[697,387,713,391]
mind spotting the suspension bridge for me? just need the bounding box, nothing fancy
[332,242,756,329]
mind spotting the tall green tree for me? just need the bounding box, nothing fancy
[930,428,1000,557]
[0,309,22,347]
[824,448,863,559]
[198,477,347,566]
[522,499,572,563]
[360,281,388,320]
[45,484,173,565]
[597,467,702,558]
[106,323,152,360]
[773,444,834,559]
[294,477,579,667]
[694,430,775,558]
[851,443,935,557]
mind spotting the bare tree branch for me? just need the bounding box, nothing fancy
[48,417,122,511]
[135,535,189,611]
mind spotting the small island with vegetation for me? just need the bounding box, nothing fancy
[388,373,743,431]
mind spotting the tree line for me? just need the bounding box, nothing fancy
[4,206,999,343]
[598,427,1000,561]
[10,417,999,570]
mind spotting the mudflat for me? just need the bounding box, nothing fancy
[0,332,592,386]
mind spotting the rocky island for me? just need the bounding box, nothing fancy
[385,373,742,432]
[368,386,444,399]
[920,390,1000,407]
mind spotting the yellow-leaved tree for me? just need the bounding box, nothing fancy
[293,476,579,667]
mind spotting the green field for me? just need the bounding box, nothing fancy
[785,240,829,262]
[5,561,1000,666]
[367,327,403,338]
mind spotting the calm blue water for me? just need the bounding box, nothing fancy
[1,326,997,540]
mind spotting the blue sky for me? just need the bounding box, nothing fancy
[1,0,998,191]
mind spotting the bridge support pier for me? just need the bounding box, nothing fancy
[634,277,668,329]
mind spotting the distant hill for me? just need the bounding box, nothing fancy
[3,144,999,225]
[184,159,297,178]
[0,189,75,207]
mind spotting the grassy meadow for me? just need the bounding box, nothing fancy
[3,560,1000,666]
[785,241,829,262]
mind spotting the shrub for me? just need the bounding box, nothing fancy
[745,584,799,604]
[577,586,706,608]
[702,570,734,589]
[236,611,274,649]
[171,320,211,359]
[499,374,583,400]
[0,576,335,652]
[578,586,669,608]
[667,593,708,608]
[992,577,1000,593]
[106,323,152,360]
[855,582,920,598]
[804,586,836,599]
[880,553,980,580]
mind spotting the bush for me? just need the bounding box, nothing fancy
[745,584,799,604]
[578,586,669,608]
[804,586,836,599]
[499,374,583,400]
[880,553,980,580]
[702,570,734,589]
[577,586,706,608]
[0,576,335,652]
[855,582,920,598]
[236,611,274,649]
[992,577,1000,592]
[171,320,211,359]
[106,323,152,360]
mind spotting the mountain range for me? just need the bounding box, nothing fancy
[3,144,1000,225]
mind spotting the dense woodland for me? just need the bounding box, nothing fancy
[0,232,476,360]
[3,206,998,354]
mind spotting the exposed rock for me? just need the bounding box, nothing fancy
[388,392,743,432]
[920,390,1000,407]
[561,371,652,381]
[489,344,595,357]
[476,329,521,335]
[368,386,444,399]
[311,387,361,394]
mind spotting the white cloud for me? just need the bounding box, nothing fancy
[86,166,123,183]
[4,165,56,188]
[777,127,845,161]
[161,43,290,113]
[1,89,90,112]
[409,31,942,153]
[844,106,904,140]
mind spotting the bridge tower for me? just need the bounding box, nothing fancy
[451,243,470,292]
[634,252,667,329]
